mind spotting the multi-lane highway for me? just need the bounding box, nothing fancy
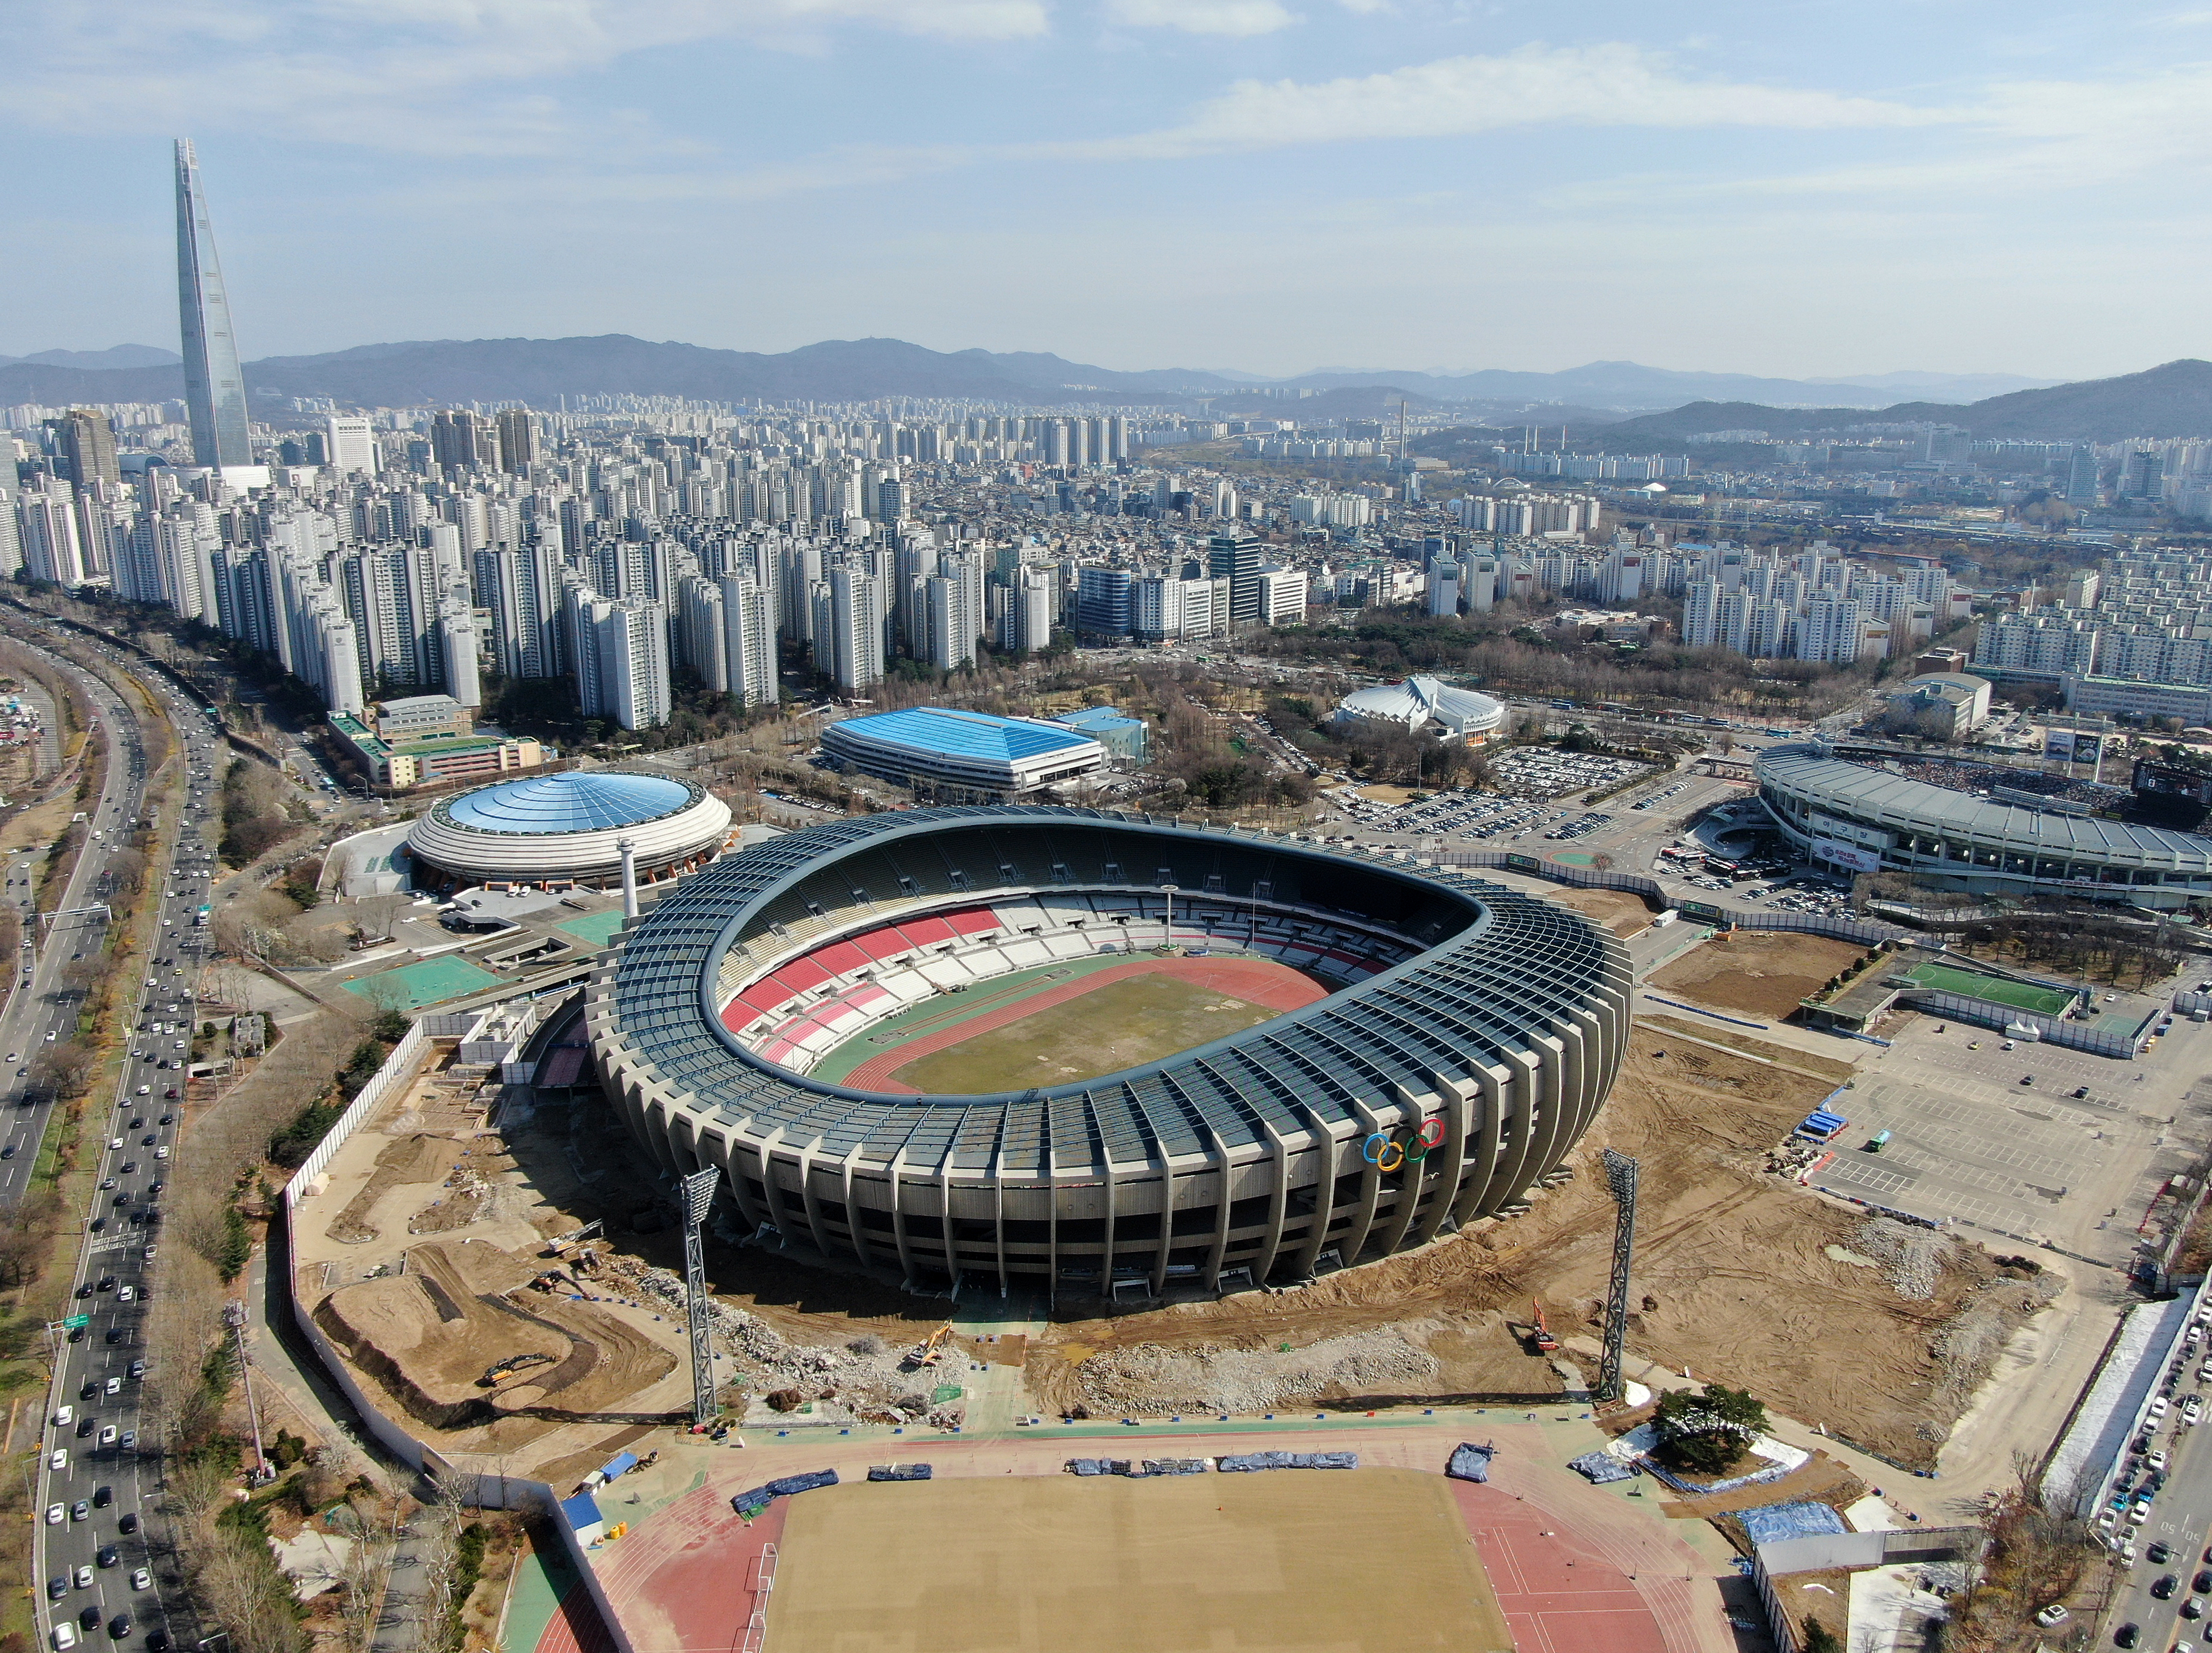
[2103,1310,2212,1651]
[16,645,223,1653]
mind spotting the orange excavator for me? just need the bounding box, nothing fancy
[1527,1299,1559,1354]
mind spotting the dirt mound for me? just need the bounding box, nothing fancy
[1549,887,1653,938]
[1032,1027,2040,1468]
[1649,930,1868,1021]
[327,1134,464,1245]
[314,1239,677,1428]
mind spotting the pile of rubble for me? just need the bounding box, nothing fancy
[1852,1217,1952,1301]
[596,1254,945,1424]
[1073,1327,1439,1416]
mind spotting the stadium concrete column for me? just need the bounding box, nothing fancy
[1339,1097,1391,1263]
[1373,1085,1441,1256]
[1286,1120,1354,1282]
[884,1148,919,1289]
[837,1149,880,1273]
[1197,1123,1235,1288]
[1413,1067,1480,1246]
[1243,1121,1293,1290]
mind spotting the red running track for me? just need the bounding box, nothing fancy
[1450,1479,1673,1653]
[537,1488,787,1653]
[838,955,1328,1094]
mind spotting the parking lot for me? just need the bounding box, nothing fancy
[1484,747,1653,799]
[1805,1017,2212,1264]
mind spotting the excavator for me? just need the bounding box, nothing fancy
[1526,1299,1559,1355]
[901,1323,955,1371]
[479,1351,557,1389]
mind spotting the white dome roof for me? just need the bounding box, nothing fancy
[1335,677,1504,737]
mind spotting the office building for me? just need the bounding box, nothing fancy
[496,409,537,474]
[1207,532,1264,627]
[174,138,252,469]
[326,416,379,476]
[50,411,120,491]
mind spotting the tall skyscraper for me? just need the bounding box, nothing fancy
[173,139,251,469]
[326,416,379,476]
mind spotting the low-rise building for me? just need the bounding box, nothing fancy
[328,710,544,790]
[1878,673,1993,740]
[1052,704,1149,764]
[820,706,1108,802]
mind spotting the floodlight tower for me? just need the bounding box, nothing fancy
[1598,1148,1640,1403]
[680,1167,720,1428]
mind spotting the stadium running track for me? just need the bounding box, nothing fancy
[837,956,1329,1094]
[528,1420,1726,1653]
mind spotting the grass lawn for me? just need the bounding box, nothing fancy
[889,971,1283,1093]
[1905,963,2075,1017]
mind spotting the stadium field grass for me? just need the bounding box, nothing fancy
[890,971,1287,1092]
[1903,962,2075,1017]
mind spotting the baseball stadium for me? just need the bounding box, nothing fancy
[586,806,1632,1299]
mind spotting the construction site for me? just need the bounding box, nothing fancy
[287,965,2072,1490]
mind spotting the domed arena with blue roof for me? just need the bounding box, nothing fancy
[405,769,734,891]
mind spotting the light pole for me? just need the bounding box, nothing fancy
[1158,884,1178,950]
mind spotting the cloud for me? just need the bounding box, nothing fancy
[12,0,1050,155]
[1107,0,1297,35]
[1082,43,1948,158]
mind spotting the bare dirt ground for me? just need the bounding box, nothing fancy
[1648,930,1869,1021]
[1029,1027,2052,1468]
[1549,887,1656,938]
[767,1470,1514,1653]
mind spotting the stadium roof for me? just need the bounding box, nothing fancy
[440,770,695,836]
[833,707,1098,764]
[1757,747,2212,867]
[594,806,1627,1166]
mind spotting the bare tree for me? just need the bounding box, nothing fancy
[336,1515,397,1653]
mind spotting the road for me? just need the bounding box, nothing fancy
[25,647,222,1653]
[2106,1340,2212,1652]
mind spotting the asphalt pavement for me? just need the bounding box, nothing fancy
[23,651,223,1653]
[2106,1342,2212,1651]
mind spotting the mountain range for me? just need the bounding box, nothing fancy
[0,334,2200,440]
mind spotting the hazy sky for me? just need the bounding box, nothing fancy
[7,0,2206,379]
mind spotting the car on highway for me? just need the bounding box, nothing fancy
[2114,1625,2139,1648]
[2154,1576,2179,1599]
[70,1500,87,1521]
[48,1448,66,1470]
[45,1503,61,1524]
[130,1570,148,1592]
[53,1622,77,1650]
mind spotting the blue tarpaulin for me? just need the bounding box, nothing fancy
[1567,1452,1636,1485]
[598,1451,639,1481]
[1737,1502,1850,1546]
[731,1468,839,1519]
[867,1464,933,1482]
[1216,1451,1358,1472]
[1447,1443,1496,1483]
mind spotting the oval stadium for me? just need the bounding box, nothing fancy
[586,807,1631,1300]
[406,769,734,892]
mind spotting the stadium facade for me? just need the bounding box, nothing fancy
[819,707,1108,802]
[406,770,734,891]
[1755,743,2212,908]
[585,807,1631,1298]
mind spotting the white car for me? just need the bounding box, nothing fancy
[2150,1448,2169,1469]
[44,1504,61,1525]
[52,1624,75,1650]
[154,1146,168,1160]
[2152,1397,2171,1419]
[97,1426,115,1447]
[52,1406,71,1428]
[130,1569,149,1592]
[116,1287,132,1304]
[48,1448,65,1470]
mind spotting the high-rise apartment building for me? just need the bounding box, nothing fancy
[600,600,671,730]
[173,139,251,469]
[474,543,564,679]
[812,565,883,694]
[49,411,120,491]
[719,574,779,710]
[430,411,492,471]
[495,410,537,475]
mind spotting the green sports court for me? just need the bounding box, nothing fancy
[554,909,628,947]
[1902,962,2075,1017]
[342,954,501,1011]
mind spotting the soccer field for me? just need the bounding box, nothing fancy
[341,954,500,1011]
[766,1471,1514,1653]
[820,954,1330,1094]
[1904,963,2075,1017]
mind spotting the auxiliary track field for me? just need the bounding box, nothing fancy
[823,954,1331,1094]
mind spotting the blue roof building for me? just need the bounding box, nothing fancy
[820,707,1108,802]
[1053,705,1149,764]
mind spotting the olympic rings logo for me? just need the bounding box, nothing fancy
[1362,1117,1446,1172]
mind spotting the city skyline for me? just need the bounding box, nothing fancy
[7,1,2203,379]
